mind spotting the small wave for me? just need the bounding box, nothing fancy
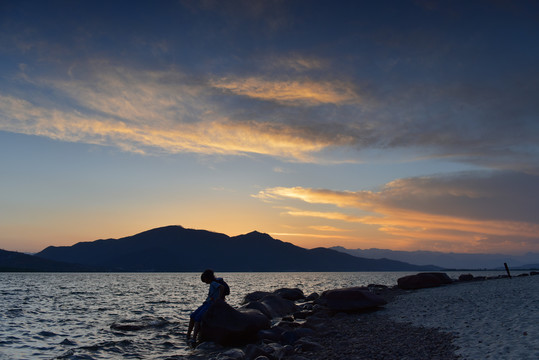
[110,316,170,331]
[80,339,134,352]
[146,300,170,304]
[60,338,77,346]
[38,330,58,337]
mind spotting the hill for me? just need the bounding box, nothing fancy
[0,249,99,272]
[34,225,441,272]
[331,246,539,270]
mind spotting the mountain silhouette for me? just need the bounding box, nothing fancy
[0,249,99,272]
[331,246,539,270]
[33,225,440,272]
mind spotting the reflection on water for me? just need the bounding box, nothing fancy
[0,271,511,359]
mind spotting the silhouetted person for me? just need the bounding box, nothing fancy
[186,269,227,344]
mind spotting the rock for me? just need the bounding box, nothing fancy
[397,272,453,290]
[281,327,317,345]
[274,288,305,301]
[200,301,270,346]
[244,344,271,360]
[317,287,387,312]
[269,343,294,360]
[193,341,224,352]
[254,357,270,360]
[306,292,319,301]
[242,291,273,304]
[294,338,324,352]
[281,330,300,345]
[368,284,388,290]
[293,310,313,320]
[244,294,298,319]
[276,319,301,329]
[459,274,474,281]
[258,327,285,342]
[530,271,538,276]
[217,348,245,360]
[517,273,529,277]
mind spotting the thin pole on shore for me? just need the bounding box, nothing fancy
[504,262,512,279]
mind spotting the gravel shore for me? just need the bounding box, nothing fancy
[298,275,539,360]
[296,311,460,360]
[384,275,539,360]
[294,288,461,360]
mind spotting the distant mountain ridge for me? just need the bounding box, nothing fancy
[31,225,441,272]
[331,246,539,270]
[0,249,98,272]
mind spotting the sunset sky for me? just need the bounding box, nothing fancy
[1,0,538,255]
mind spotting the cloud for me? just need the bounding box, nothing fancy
[2,52,539,171]
[0,93,332,159]
[270,232,351,240]
[255,171,539,252]
[0,65,348,160]
[210,76,360,106]
[309,225,349,232]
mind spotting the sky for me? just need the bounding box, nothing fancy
[1,0,539,255]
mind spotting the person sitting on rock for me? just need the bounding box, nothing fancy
[186,269,227,344]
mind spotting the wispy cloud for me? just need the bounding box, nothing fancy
[210,76,360,106]
[309,225,349,232]
[0,65,346,160]
[256,171,539,252]
[270,232,351,240]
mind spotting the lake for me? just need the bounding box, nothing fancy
[0,271,513,359]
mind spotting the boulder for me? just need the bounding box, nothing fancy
[273,288,305,301]
[242,291,272,304]
[200,301,270,346]
[458,274,474,282]
[216,348,245,360]
[397,272,452,290]
[244,294,298,319]
[316,287,387,312]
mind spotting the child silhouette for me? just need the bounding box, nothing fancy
[186,269,227,344]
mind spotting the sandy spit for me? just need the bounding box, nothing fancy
[383,275,539,360]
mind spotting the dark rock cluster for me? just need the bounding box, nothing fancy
[186,285,407,360]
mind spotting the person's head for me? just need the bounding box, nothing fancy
[201,269,215,284]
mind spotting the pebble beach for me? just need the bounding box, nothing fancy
[300,274,538,360]
[384,275,539,360]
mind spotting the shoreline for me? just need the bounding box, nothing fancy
[185,272,538,360]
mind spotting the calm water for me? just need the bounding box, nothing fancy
[0,271,514,360]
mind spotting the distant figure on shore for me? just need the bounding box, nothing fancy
[186,269,229,344]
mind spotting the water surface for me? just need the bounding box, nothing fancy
[0,271,512,359]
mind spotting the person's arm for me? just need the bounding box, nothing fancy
[218,283,225,300]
